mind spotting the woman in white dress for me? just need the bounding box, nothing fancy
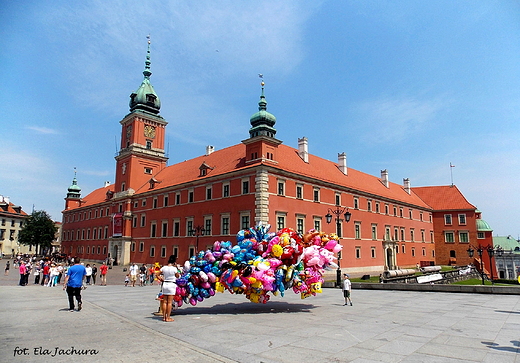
[157,255,180,322]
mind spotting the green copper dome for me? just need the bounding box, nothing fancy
[67,174,81,199]
[129,38,161,115]
[249,81,277,138]
[476,219,492,232]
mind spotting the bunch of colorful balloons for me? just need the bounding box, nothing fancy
[172,223,342,306]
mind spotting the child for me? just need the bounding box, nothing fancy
[124,274,130,287]
[139,272,145,287]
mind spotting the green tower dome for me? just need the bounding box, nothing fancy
[476,219,492,232]
[67,171,81,199]
[249,80,277,138]
[129,37,161,115]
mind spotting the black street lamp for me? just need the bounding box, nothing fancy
[325,206,352,288]
[190,225,205,254]
[467,244,503,285]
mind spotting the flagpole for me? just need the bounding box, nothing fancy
[450,162,455,186]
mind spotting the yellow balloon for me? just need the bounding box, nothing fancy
[272,244,283,257]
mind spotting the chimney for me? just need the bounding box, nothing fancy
[298,137,309,163]
[104,181,111,187]
[206,145,215,156]
[4,196,10,204]
[338,152,347,175]
[403,178,411,194]
[381,169,389,188]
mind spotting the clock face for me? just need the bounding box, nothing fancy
[144,125,156,138]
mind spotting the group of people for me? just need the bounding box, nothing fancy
[125,262,162,287]
[5,256,109,288]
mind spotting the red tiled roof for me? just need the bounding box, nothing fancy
[0,202,28,216]
[413,185,476,211]
[141,144,248,192]
[70,184,115,209]
[71,142,435,210]
[144,143,430,208]
[276,145,430,208]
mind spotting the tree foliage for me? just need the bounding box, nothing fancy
[18,210,57,253]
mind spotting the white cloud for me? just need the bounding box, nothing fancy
[356,96,446,143]
[35,1,315,113]
[25,126,60,134]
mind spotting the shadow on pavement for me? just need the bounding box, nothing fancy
[164,300,315,316]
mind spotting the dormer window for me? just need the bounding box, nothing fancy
[199,162,213,177]
[149,178,160,189]
[106,190,114,200]
[146,94,156,104]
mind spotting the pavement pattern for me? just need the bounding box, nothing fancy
[1,263,520,362]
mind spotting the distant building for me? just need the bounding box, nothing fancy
[493,235,520,280]
[60,41,488,274]
[413,187,496,277]
[0,195,30,257]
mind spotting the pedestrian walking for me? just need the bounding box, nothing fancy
[342,273,352,306]
[140,264,148,286]
[19,261,27,286]
[85,264,92,285]
[99,262,108,286]
[129,262,138,287]
[63,258,86,312]
[91,264,97,285]
[4,260,9,275]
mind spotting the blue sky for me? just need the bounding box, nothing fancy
[1,1,519,237]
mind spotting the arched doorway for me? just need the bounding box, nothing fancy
[113,245,119,266]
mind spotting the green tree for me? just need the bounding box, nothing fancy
[18,210,57,255]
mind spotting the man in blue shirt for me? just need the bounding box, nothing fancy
[63,257,87,312]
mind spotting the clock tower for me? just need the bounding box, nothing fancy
[115,37,168,193]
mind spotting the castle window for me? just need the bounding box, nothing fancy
[458,214,466,225]
[277,180,285,196]
[161,246,167,258]
[162,221,168,237]
[223,184,230,198]
[296,185,303,199]
[173,220,180,237]
[145,168,152,174]
[146,140,152,150]
[221,216,230,235]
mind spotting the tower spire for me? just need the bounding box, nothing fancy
[66,167,81,199]
[129,35,161,114]
[144,34,152,79]
[248,74,277,139]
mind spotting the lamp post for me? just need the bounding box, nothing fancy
[467,244,503,285]
[325,206,352,288]
[190,225,205,254]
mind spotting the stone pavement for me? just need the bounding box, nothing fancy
[2,265,520,362]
